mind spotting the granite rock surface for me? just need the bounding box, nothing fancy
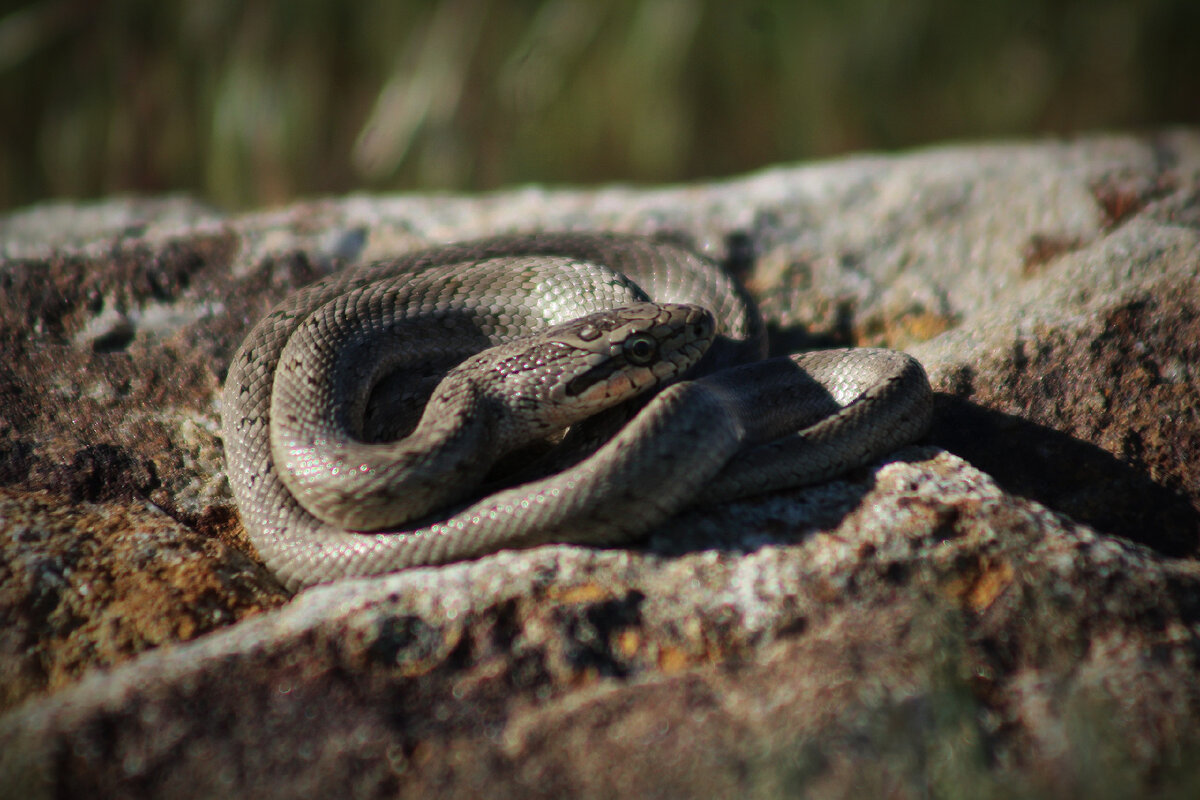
[2,132,1200,798]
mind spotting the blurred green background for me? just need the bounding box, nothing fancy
[1,0,1196,211]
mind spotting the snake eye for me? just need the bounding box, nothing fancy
[623,333,658,365]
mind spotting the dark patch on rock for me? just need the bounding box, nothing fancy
[367,615,456,676]
[1091,168,1179,229]
[1021,232,1084,274]
[555,591,645,678]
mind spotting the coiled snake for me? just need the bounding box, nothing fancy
[222,233,933,591]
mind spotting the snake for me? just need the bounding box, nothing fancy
[221,232,933,591]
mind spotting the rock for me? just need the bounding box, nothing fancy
[2,132,1200,797]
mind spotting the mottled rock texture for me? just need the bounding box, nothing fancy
[2,132,1200,798]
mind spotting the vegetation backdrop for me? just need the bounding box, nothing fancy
[1,0,1196,210]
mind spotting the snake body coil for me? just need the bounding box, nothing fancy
[222,233,932,591]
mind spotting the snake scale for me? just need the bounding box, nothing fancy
[222,233,933,591]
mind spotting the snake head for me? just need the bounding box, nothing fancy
[552,301,714,411]
[463,302,714,438]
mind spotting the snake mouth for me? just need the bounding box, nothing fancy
[565,359,626,398]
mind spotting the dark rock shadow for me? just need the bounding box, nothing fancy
[644,470,880,559]
[763,313,1198,559]
[929,393,1200,558]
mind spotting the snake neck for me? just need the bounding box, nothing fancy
[275,381,502,532]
